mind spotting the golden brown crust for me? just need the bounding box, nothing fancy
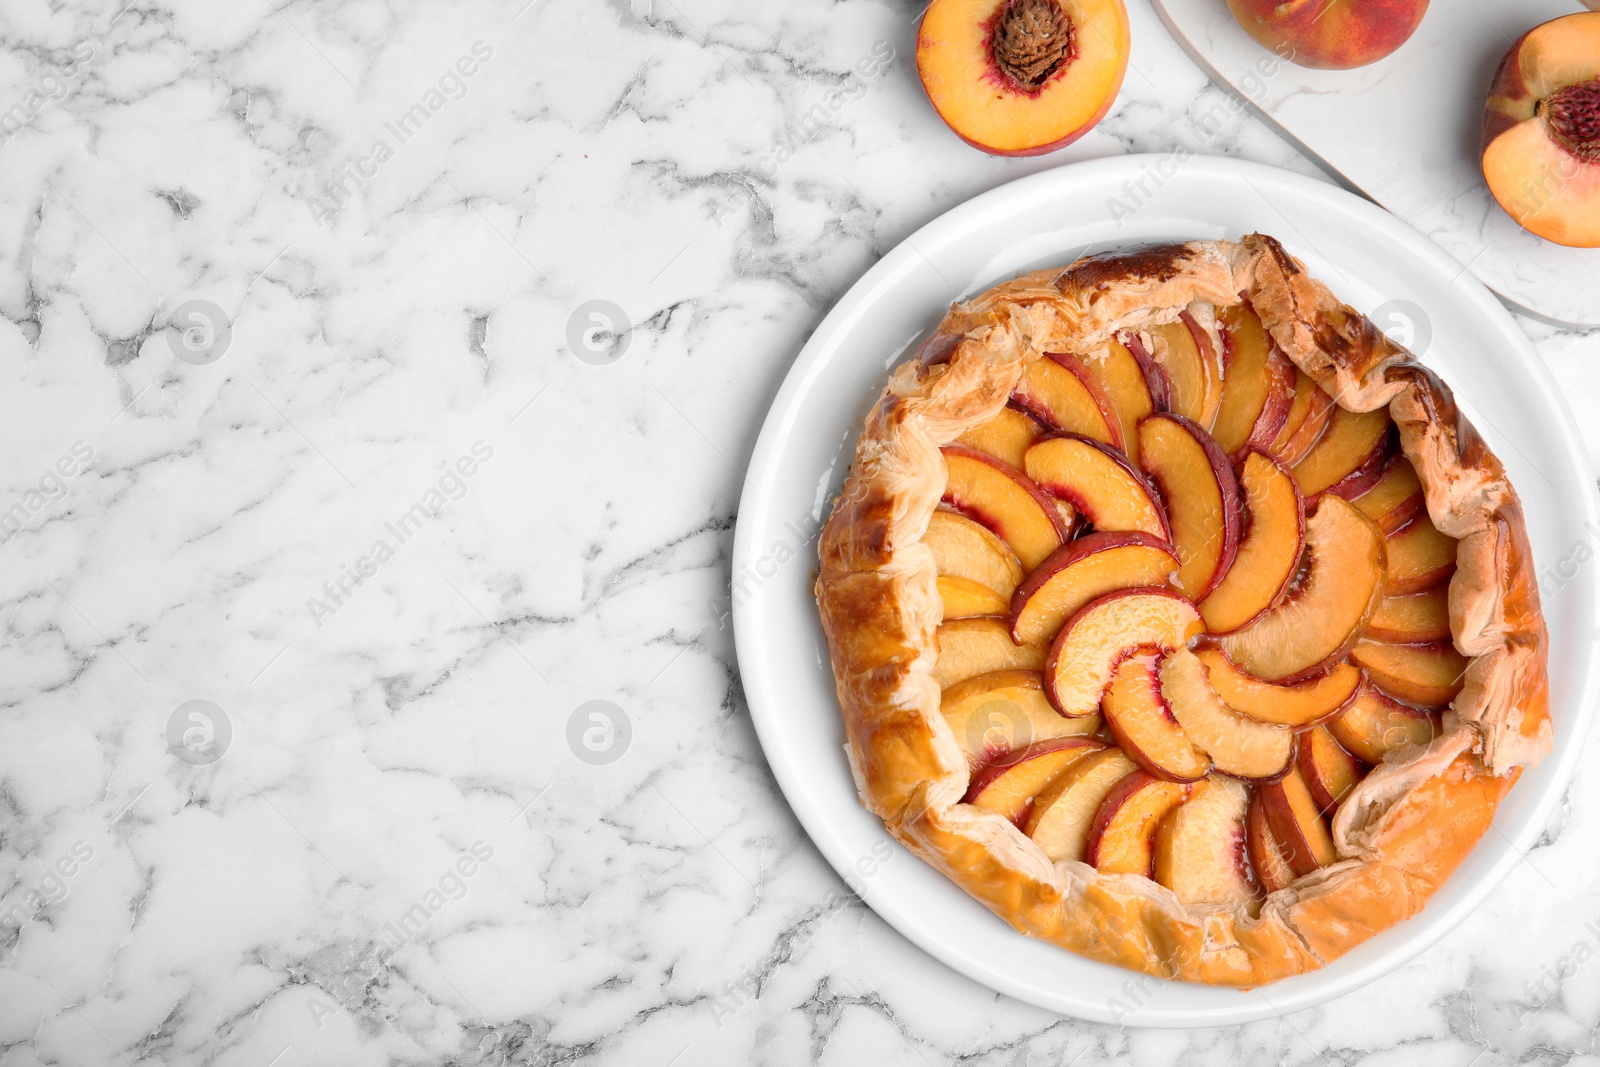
[814,235,1550,986]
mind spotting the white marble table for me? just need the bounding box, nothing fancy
[0,1,1597,1064]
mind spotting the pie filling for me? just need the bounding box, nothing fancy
[935,298,1461,912]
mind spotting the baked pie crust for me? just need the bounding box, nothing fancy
[814,235,1550,987]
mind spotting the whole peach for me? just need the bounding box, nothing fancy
[1225,0,1430,70]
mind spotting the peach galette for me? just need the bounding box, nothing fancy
[816,236,1550,986]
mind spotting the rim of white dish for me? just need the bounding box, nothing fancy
[731,154,1599,1027]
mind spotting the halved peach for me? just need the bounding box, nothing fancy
[1198,451,1305,634]
[1085,338,1160,464]
[1160,648,1293,781]
[941,445,1070,571]
[1481,12,1600,248]
[1384,513,1457,594]
[925,508,1027,600]
[1137,413,1244,599]
[1217,495,1385,683]
[1213,302,1296,457]
[1298,726,1366,817]
[1009,532,1179,646]
[1260,766,1338,877]
[1367,587,1451,643]
[1026,747,1139,862]
[1273,383,1335,468]
[1013,353,1122,448]
[1193,648,1362,728]
[938,575,1011,619]
[1147,315,1221,429]
[957,403,1043,469]
[942,669,1103,767]
[1327,679,1442,763]
[1102,654,1212,782]
[1246,789,1296,893]
[935,616,1046,688]
[1044,587,1202,717]
[1291,405,1392,502]
[1024,434,1169,539]
[1350,638,1468,707]
[1086,771,1191,876]
[1154,776,1259,908]
[962,737,1105,825]
[1350,455,1424,534]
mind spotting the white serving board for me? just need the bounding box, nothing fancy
[1152,0,1600,326]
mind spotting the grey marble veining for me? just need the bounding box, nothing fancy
[0,1,1596,1064]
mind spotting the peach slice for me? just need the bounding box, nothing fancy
[1217,495,1385,683]
[1159,648,1293,781]
[1013,353,1122,448]
[1086,771,1191,876]
[1146,315,1221,429]
[1084,338,1161,464]
[1481,12,1600,248]
[1154,776,1259,908]
[962,737,1105,825]
[1327,679,1442,764]
[1272,383,1335,468]
[1268,371,1318,457]
[1226,0,1430,70]
[1026,748,1138,862]
[916,0,1132,157]
[1298,726,1366,817]
[1199,451,1305,634]
[1213,303,1296,457]
[1260,766,1338,878]
[1246,790,1296,893]
[1194,648,1362,728]
[1384,513,1457,594]
[1367,586,1451,643]
[941,445,1070,571]
[1044,588,1202,717]
[935,616,1046,688]
[1009,532,1179,646]
[1024,434,1170,539]
[958,403,1043,469]
[942,670,1103,767]
[1350,455,1424,534]
[1102,654,1212,782]
[938,575,1011,619]
[926,508,1026,600]
[1350,638,1468,708]
[1137,413,1244,599]
[1291,406,1392,502]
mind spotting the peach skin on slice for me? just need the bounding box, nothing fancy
[1350,638,1469,708]
[1154,776,1259,908]
[961,737,1104,826]
[1102,654,1212,782]
[1291,405,1392,502]
[1350,455,1424,534]
[1013,353,1122,448]
[1044,587,1202,718]
[1217,495,1385,683]
[958,403,1044,470]
[1384,513,1457,594]
[1026,747,1138,863]
[1199,451,1305,634]
[941,445,1069,571]
[1367,586,1451,643]
[934,616,1046,688]
[1137,413,1244,599]
[938,575,1011,619]
[1298,726,1366,817]
[1147,315,1221,429]
[1327,679,1442,764]
[1482,12,1600,247]
[1024,434,1170,539]
[925,508,1026,600]
[1246,789,1296,893]
[1260,766,1338,877]
[1193,648,1362,728]
[942,670,1103,768]
[1213,302,1296,457]
[1009,531,1179,647]
[916,0,1131,157]
[1160,648,1293,781]
[1085,337,1159,465]
[1086,771,1191,876]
